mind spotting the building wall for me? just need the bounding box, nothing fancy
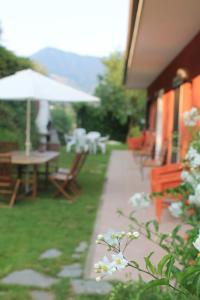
[148,31,200,98]
[147,31,200,163]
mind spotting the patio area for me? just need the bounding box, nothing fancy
[86,150,179,281]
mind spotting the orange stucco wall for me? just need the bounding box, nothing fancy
[148,79,198,163]
[192,75,200,108]
[179,82,192,159]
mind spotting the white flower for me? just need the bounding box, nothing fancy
[181,169,200,189]
[96,234,104,244]
[181,170,192,182]
[193,234,200,252]
[168,201,183,218]
[127,231,140,239]
[103,230,124,246]
[129,193,150,209]
[185,147,200,168]
[133,231,140,238]
[96,276,101,281]
[94,256,116,276]
[183,107,200,127]
[112,252,128,270]
[188,184,200,207]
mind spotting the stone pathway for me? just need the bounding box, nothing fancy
[74,241,88,253]
[71,279,112,295]
[31,291,54,300]
[1,239,112,297]
[85,150,179,281]
[58,263,82,278]
[2,269,58,288]
[40,248,62,259]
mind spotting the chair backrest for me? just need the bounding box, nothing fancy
[0,153,13,184]
[75,133,88,153]
[98,135,109,143]
[159,143,168,165]
[69,153,83,177]
[87,131,101,139]
[144,133,155,156]
[69,151,88,178]
[74,128,86,137]
[0,142,19,153]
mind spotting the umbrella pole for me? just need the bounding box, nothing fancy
[25,99,32,156]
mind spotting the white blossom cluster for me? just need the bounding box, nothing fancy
[168,201,183,218]
[188,184,200,207]
[95,252,128,280]
[96,230,140,246]
[185,147,200,169]
[183,107,200,127]
[129,192,150,209]
[181,170,200,189]
[193,232,200,252]
[95,230,139,280]
[96,230,125,246]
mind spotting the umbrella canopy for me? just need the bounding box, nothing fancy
[0,69,99,102]
[0,69,100,155]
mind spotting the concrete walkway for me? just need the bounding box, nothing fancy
[85,150,179,281]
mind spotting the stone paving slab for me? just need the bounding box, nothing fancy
[31,291,54,300]
[2,269,58,288]
[71,279,112,295]
[40,249,62,259]
[75,241,88,253]
[85,150,179,281]
[58,263,82,278]
[72,253,81,260]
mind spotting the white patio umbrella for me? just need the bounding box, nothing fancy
[0,69,99,155]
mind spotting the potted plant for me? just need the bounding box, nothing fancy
[127,125,144,150]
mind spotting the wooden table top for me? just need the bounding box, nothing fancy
[11,151,59,165]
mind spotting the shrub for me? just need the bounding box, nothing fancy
[128,126,141,138]
[51,105,75,144]
[109,282,175,300]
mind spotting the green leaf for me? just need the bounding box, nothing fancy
[177,266,200,285]
[136,278,169,300]
[145,221,152,239]
[152,220,159,232]
[157,254,173,276]
[196,274,200,297]
[130,260,139,269]
[165,256,175,279]
[159,233,169,244]
[144,252,157,275]
[172,225,181,238]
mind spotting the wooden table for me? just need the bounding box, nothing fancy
[11,151,59,197]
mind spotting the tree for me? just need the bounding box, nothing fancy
[74,52,146,141]
[0,45,39,147]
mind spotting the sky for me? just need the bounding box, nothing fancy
[0,0,129,58]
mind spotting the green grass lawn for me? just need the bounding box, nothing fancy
[0,144,125,300]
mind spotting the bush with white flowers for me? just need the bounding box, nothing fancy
[95,107,200,298]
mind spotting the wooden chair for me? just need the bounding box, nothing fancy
[133,131,155,161]
[151,163,183,222]
[46,143,61,174]
[0,153,21,207]
[0,141,19,153]
[49,152,88,201]
[142,142,168,168]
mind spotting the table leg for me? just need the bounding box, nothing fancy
[32,165,38,198]
[45,162,49,182]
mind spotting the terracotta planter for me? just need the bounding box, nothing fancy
[127,136,144,150]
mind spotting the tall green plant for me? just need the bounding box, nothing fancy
[74,52,146,142]
[0,45,39,148]
[51,105,75,144]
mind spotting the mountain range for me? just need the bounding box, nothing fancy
[30,47,104,93]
